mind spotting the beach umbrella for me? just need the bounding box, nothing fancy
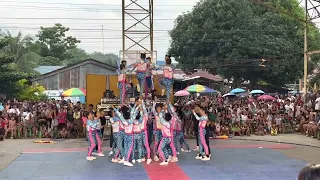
[230,88,246,94]
[250,90,265,94]
[184,84,217,93]
[174,90,190,97]
[222,93,236,98]
[62,88,86,97]
[257,95,275,101]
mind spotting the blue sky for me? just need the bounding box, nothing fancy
[0,0,200,61]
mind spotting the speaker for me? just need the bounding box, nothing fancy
[103,90,114,98]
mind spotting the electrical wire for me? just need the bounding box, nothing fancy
[1,0,196,7]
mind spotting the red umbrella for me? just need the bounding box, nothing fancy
[257,95,275,101]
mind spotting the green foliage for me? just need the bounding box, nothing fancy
[168,0,320,86]
[36,23,80,60]
[15,79,47,101]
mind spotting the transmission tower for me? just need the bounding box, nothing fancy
[121,0,155,65]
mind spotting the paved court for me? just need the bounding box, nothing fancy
[0,143,306,180]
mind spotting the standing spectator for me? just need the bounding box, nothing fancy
[58,107,67,130]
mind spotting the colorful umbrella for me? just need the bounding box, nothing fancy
[62,88,86,97]
[257,95,275,101]
[174,90,190,97]
[250,90,265,94]
[230,88,246,94]
[184,84,217,93]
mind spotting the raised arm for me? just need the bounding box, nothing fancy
[193,111,207,121]
[114,108,128,125]
[129,104,140,124]
[142,100,148,115]
[159,112,170,128]
[168,104,178,119]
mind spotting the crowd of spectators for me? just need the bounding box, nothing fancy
[0,99,101,140]
[1,93,320,141]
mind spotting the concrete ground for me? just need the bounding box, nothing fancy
[0,133,318,179]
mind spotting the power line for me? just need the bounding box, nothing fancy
[0,17,175,21]
[1,0,195,7]
[0,26,301,32]
[0,5,187,12]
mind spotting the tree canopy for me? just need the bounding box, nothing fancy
[168,0,320,86]
[0,23,119,97]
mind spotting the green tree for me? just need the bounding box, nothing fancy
[168,0,320,86]
[36,23,80,62]
[15,79,47,101]
[64,48,90,65]
[1,31,40,74]
[0,33,32,95]
[90,52,118,66]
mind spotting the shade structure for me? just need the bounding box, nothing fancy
[257,95,275,101]
[174,90,190,97]
[230,88,246,94]
[222,93,236,98]
[62,88,86,97]
[184,84,217,93]
[250,90,265,94]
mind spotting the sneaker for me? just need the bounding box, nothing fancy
[177,152,180,155]
[91,156,96,160]
[124,161,134,167]
[160,161,169,166]
[137,159,142,163]
[171,157,178,162]
[118,158,124,164]
[86,156,94,161]
[195,155,202,160]
[97,153,105,157]
[111,158,118,163]
[108,151,113,157]
[154,156,159,162]
[185,150,191,153]
[132,159,136,164]
[202,156,210,161]
[92,152,99,156]
[141,158,146,162]
[168,156,172,162]
[193,146,199,151]
[181,148,185,152]
[146,158,152,164]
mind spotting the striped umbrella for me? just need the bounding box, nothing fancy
[62,88,86,97]
[184,84,217,93]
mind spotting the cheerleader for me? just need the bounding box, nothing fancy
[152,102,163,161]
[159,55,174,101]
[118,64,131,105]
[168,104,191,153]
[114,104,140,167]
[192,107,210,161]
[132,112,143,163]
[158,112,174,165]
[93,113,104,157]
[109,109,123,163]
[141,100,152,164]
[86,112,98,161]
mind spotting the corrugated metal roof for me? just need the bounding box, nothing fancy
[34,66,65,75]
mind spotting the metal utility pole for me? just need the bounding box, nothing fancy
[304,0,308,102]
[304,0,320,102]
[121,0,155,64]
[102,25,105,54]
